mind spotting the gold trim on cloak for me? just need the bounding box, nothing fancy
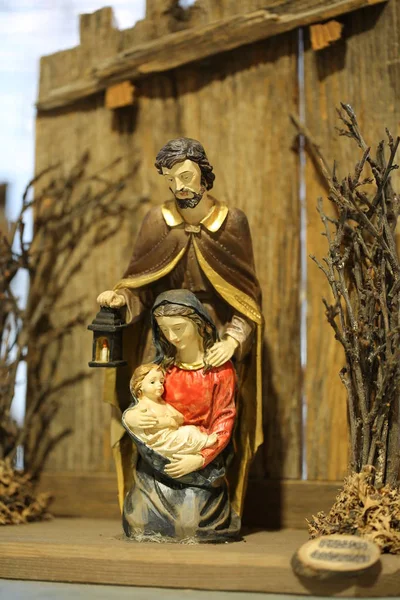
[192,239,262,326]
[201,201,229,233]
[161,198,229,232]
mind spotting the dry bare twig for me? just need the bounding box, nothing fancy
[0,153,138,523]
[294,104,400,552]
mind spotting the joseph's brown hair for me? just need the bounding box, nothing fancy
[154,138,215,191]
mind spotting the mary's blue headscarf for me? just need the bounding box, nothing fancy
[151,289,219,364]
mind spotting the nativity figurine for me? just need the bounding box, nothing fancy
[123,362,218,458]
[96,137,263,527]
[122,290,239,542]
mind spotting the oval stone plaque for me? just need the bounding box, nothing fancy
[292,534,381,580]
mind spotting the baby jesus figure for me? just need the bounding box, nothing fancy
[122,363,217,459]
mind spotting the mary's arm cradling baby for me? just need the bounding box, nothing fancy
[124,403,184,432]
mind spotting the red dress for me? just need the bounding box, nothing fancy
[123,360,240,542]
[164,361,237,467]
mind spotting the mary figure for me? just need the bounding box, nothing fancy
[121,289,241,542]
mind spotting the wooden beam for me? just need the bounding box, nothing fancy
[37,0,387,112]
[38,472,342,529]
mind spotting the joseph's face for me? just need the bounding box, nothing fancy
[161,159,202,200]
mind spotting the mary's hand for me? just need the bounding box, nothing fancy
[164,454,204,478]
[124,408,158,430]
[205,336,239,367]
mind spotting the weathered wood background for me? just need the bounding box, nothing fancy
[304,0,400,480]
[34,0,400,514]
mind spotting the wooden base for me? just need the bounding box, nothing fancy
[0,519,399,596]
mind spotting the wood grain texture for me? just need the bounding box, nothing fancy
[1,519,399,596]
[38,473,342,529]
[293,534,381,578]
[35,0,399,484]
[33,93,167,474]
[303,0,400,480]
[36,0,387,111]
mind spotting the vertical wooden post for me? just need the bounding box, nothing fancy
[145,0,182,35]
[79,7,119,65]
[145,0,169,20]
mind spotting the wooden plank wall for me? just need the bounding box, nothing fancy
[35,1,302,481]
[303,0,400,480]
[34,0,400,499]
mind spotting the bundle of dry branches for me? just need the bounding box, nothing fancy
[296,104,400,552]
[0,458,52,525]
[308,466,400,554]
[0,153,137,523]
[309,104,400,487]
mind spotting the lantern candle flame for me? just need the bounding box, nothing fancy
[88,306,127,368]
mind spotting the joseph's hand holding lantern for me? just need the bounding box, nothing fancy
[88,306,127,368]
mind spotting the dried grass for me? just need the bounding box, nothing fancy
[308,466,400,554]
[0,459,52,525]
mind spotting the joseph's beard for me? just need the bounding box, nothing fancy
[173,187,205,209]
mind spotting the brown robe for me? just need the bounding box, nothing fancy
[106,198,263,516]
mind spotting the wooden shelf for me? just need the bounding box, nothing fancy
[0,519,399,596]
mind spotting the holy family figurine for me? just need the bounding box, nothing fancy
[96,137,263,542]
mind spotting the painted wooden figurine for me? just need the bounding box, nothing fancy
[124,363,218,459]
[122,290,239,541]
[97,138,263,536]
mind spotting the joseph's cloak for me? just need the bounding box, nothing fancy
[105,198,263,517]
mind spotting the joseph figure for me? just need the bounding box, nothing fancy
[98,138,263,517]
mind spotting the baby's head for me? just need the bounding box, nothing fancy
[130,363,165,400]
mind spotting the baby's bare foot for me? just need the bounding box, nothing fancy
[205,433,218,447]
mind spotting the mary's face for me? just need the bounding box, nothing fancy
[156,316,200,351]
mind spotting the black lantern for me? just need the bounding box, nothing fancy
[88,306,127,368]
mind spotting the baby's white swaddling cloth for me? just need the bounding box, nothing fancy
[123,402,210,459]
